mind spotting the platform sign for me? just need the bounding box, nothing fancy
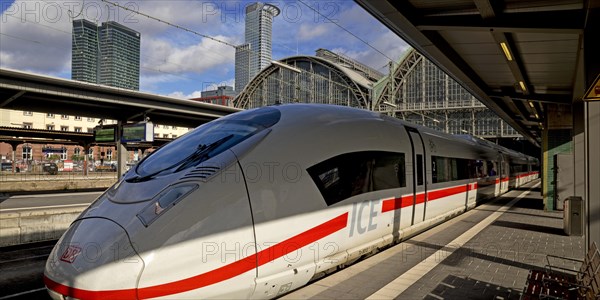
[94,126,117,143]
[121,122,154,143]
[583,73,600,101]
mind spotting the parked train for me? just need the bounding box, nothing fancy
[44,104,539,299]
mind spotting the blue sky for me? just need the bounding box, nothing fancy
[0,0,408,98]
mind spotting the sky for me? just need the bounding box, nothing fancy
[0,0,409,99]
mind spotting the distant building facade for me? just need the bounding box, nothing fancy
[0,110,191,166]
[72,19,100,84]
[72,20,141,90]
[191,86,235,106]
[234,3,280,94]
[235,44,251,93]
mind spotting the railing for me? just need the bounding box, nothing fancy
[0,171,117,182]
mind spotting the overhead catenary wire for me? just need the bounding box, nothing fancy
[296,0,397,66]
[98,0,393,100]
[4,0,398,101]
[101,0,237,48]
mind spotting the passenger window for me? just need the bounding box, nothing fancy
[308,151,406,206]
[432,156,476,183]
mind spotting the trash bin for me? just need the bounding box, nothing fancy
[564,196,583,236]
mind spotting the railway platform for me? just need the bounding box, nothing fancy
[281,179,585,299]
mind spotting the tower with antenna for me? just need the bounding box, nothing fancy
[234,2,280,94]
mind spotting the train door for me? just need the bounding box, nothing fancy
[500,155,509,193]
[405,127,427,225]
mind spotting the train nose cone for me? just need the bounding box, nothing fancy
[44,218,144,300]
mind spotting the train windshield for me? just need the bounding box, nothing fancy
[133,107,280,180]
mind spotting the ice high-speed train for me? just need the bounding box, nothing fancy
[44,104,538,299]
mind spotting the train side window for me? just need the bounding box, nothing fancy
[432,156,474,182]
[308,151,406,206]
[487,161,497,176]
[455,158,470,180]
[432,156,449,183]
[474,160,485,178]
[416,154,423,186]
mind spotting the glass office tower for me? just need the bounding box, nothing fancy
[72,20,140,90]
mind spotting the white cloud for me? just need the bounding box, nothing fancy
[0,0,241,76]
[331,31,409,72]
[1,0,409,96]
[166,90,203,99]
[142,35,235,74]
[297,23,330,41]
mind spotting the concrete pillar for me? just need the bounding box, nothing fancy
[82,144,90,176]
[583,4,600,249]
[585,102,600,248]
[8,142,18,173]
[116,121,128,179]
[542,103,573,211]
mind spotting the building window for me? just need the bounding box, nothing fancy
[74,127,82,132]
[88,148,94,160]
[87,117,95,122]
[163,125,169,129]
[172,134,177,138]
[74,148,81,156]
[23,122,33,129]
[87,127,94,133]
[47,113,55,118]
[46,124,55,131]
[75,116,82,121]
[22,145,32,160]
[23,111,33,116]
[106,149,113,160]
[172,126,177,130]
[61,148,67,160]
[61,126,69,131]
[154,133,159,138]
[61,115,69,120]
[163,134,169,138]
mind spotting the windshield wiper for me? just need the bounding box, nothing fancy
[126,134,234,183]
[173,134,234,172]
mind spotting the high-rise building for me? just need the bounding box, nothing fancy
[235,44,251,93]
[72,20,141,90]
[234,3,279,94]
[72,19,100,84]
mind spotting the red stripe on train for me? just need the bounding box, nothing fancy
[381,183,475,213]
[45,213,349,299]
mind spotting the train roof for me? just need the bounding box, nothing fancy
[268,104,535,161]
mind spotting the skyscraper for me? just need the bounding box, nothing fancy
[234,2,279,94]
[72,20,141,90]
[72,19,100,84]
[235,44,251,93]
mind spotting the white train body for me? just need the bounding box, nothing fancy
[44,104,539,299]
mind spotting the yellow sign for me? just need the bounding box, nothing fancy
[583,73,600,101]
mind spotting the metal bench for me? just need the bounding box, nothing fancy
[522,242,600,299]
